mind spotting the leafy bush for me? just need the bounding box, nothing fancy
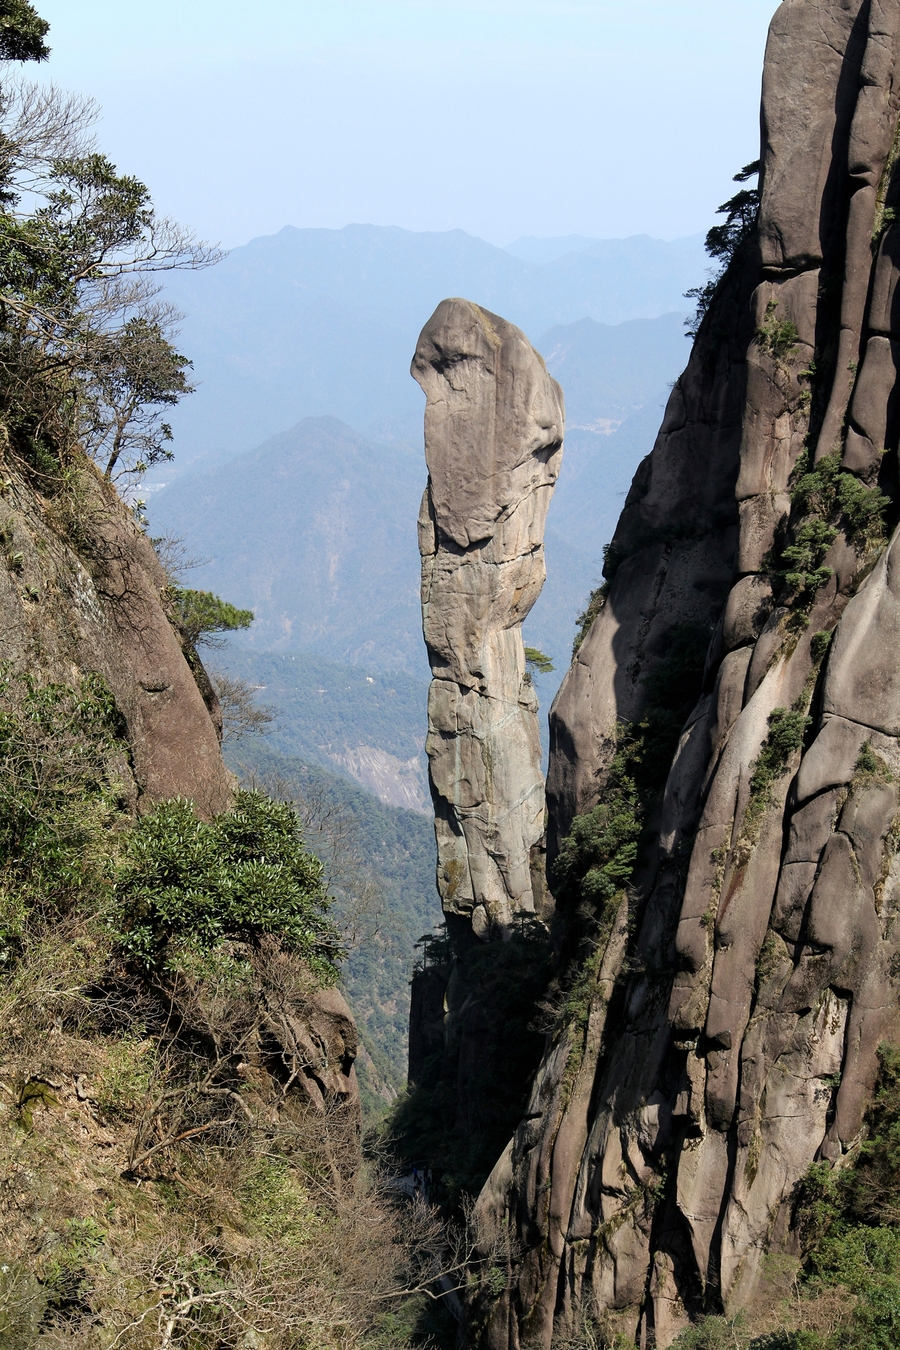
[524,645,554,676]
[770,451,890,604]
[748,708,811,805]
[114,789,344,981]
[790,451,889,546]
[572,582,608,655]
[554,746,641,907]
[556,623,711,910]
[778,518,838,597]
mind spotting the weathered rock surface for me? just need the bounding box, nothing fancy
[413,298,564,935]
[0,455,233,815]
[463,2,900,1346]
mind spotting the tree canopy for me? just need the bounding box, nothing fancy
[0,0,49,64]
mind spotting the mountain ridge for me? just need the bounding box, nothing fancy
[157,224,703,473]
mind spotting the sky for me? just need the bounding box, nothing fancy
[33,0,781,251]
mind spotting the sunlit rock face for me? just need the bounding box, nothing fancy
[470,2,900,1346]
[413,298,564,936]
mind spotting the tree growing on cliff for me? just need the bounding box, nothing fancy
[524,646,554,677]
[685,160,760,337]
[0,134,219,483]
[170,587,254,648]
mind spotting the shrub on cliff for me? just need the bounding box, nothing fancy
[0,668,126,957]
[115,789,344,980]
[0,666,341,991]
[170,586,254,647]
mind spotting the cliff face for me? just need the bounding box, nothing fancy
[0,454,233,816]
[465,2,900,1345]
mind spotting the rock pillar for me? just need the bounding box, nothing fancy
[412,298,564,937]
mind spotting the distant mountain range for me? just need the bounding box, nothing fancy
[152,295,690,666]
[157,224,703,474]
[150,223,699,804]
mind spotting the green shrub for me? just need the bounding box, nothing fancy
[685,160,759,336]
[524,646,554,677]
[573,582,609,656]
[757,302,799,362]
[554,758,641,908]
[748,708,811,805]
[556,623,711,910]
[114,789,344,981]
[768,451,889,605]
[790,452,889,546]
[778,518,838,597]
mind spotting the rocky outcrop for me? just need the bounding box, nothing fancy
[468,2,900,1345]
[0,453,233,816]
[413,298,564,936]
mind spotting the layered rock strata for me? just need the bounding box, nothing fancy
[413,298,564,936]
[471,2,900,1345]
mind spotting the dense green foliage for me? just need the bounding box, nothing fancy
[0,0,48,63]
[171,587,254,647]
[771,451,889,603]
[0,59,214,485]
[757,300,799,362]
[554,737,641,907]
[0,667,340,991]
[524,645,554,676]
[0,669,124,955]
[114,790,343,981]
[556,622,710,909]
[748,708,811,805]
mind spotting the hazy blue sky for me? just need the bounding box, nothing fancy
[35,0,780,250]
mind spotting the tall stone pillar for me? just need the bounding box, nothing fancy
[412,298,564,937]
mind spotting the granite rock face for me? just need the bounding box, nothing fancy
[469,2,900,1345]
[0,456,233,816]
[413,298,564,936]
